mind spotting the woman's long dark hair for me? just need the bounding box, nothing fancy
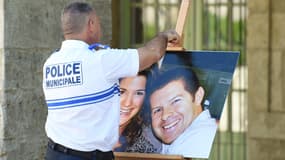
[121,70,149,145]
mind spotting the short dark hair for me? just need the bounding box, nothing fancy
[63,2,93,14]
[61,2,94,34]
[148,66,200,98]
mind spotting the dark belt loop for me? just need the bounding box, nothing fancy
[50,143,55,150]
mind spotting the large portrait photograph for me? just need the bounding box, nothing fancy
[114,51,240,159]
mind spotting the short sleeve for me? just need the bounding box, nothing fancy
[100,49,139,81]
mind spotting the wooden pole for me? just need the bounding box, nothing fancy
[167,0,191,51]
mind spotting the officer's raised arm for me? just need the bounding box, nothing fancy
[137,30,180,71]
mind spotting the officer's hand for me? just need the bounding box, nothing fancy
[159,30,181,47]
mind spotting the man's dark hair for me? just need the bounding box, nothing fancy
[148,66,200,98]
[61,2,94,34]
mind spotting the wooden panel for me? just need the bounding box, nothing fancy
[114,152,190,160]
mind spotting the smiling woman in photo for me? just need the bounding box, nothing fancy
[114,70,161,153]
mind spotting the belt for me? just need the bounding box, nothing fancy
[48,138,114,160]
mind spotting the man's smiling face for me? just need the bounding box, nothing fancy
[150,79,199,144]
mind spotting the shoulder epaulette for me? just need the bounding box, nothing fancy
[88,43,110,51]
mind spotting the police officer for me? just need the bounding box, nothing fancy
[42,1,180,160]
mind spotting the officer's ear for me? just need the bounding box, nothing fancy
[194,86,205,105]
[87,17,95,32]
[87,12,98,32]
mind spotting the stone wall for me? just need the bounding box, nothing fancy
[3,0,285,159]
[247,0,285,159]
[0,0,112,159]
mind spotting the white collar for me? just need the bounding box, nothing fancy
[61,40,90,49]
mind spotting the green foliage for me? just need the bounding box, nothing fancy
[203,12,246,66]
[143,25,156,42]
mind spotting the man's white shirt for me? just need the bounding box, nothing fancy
[43,40,139,152]
[161,110,217,158]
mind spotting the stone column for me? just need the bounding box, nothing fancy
[247,0,285,159]
[0,0,112,159]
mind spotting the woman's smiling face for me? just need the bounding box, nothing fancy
[119,75,147,128]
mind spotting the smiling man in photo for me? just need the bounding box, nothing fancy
[147,67,217,158]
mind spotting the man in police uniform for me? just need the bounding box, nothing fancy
[42,1,180,160]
